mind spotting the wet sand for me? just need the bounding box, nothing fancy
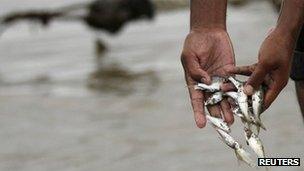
[0,1,303,171]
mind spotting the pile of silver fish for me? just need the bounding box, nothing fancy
[195,76,266,168]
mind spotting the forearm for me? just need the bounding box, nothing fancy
[277,0,304,40]
[190,0,227,31]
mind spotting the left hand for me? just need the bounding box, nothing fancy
[229,28,296,109]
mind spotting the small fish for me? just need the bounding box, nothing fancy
[206,115,231,133]
[252,86,264,115]
[224,91,238,102]
[216,128,236,148]
[227,77,253,123]
[195,76,225,92]
[216,126,256,168]
[252,87,266,133]
[205,92,223,105]
[234,142,256,168]
[244,127,266,158]
[195,83,220,92]
[215,127,255,168]
[227,76,242,89]
[238,87,253,123]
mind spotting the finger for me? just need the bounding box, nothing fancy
[188,85,207,128]
[184,68,207,128]
[245,64,268,95]
[221,83,237,92]
[181,54,211,84]
[227,64,271,86]
[206,103,222,119]
[263,75,287,110]
[263,84,282,110]
[227,97,237,107]
[227,64,256,76]
[220,99,234,125]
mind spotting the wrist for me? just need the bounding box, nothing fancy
[274,26,298,43]
[290,0,304,8]
[270,27,298,61]
[190,0,227,31]
[191,24,226,31]
[191,25,226,33]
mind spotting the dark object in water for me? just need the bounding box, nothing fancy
[85,0,154,33]
[0,0,155,34]
[2,11,62,26]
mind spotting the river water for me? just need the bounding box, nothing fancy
[0,1,303,171]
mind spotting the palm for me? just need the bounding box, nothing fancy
[197,32,235,77]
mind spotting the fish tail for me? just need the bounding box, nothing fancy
[256,125,260,135]
[259,121,267,130]
[234,149,242,166]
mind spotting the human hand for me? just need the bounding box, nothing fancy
[181,28,235,128]
[229,28,296,110]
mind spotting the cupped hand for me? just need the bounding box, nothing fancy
[181,28,235,128]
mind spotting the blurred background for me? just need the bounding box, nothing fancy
[0,0,303,171]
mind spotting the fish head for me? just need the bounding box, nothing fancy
[244,127,252,139]
[211,76,226,83]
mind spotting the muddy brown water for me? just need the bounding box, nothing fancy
[0,1,303,171]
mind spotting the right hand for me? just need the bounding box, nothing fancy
[181,28,235,128]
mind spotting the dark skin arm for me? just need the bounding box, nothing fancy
[229,0,304,110]
[181,0,235,128]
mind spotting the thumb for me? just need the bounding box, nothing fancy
[189,68,211,85]
[181,53,211,84]
[244,64,267,95]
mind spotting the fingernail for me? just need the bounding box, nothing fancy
[196,120,205,129]
[244,85,254,95]
[202,78,211,85]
